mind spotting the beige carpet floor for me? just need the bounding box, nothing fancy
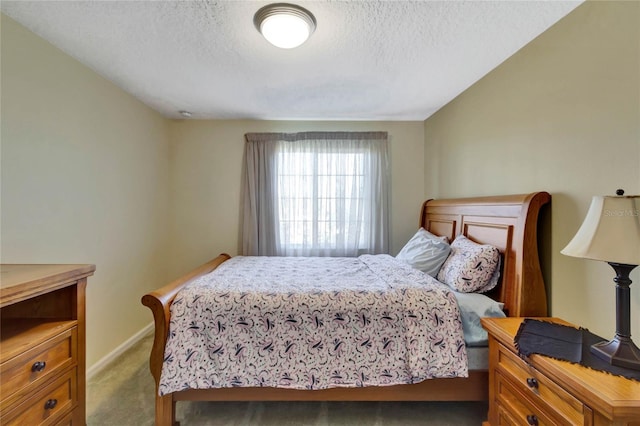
[87,333,488,425]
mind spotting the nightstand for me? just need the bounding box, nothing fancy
[481,317,640,426]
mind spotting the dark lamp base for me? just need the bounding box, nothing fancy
[591,335,640,371]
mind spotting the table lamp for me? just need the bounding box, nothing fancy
[561,189,640,370]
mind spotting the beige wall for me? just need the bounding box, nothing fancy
[1,14,171,369]
[168,120,425,278]
[424,0,640,339]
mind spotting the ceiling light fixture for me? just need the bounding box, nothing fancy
[254,3,316,49]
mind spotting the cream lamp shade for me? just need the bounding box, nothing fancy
[254,3,316,49]
[561,195,640,266]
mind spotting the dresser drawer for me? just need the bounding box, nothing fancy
[496,343,586,425]
[496,370,558,426]
[54,410,74,426]
[1,368,77,426]
[1,327,77,408]
[497,401,528,426]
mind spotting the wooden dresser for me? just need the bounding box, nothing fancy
[1,264,95,426]
[482,317,640,426]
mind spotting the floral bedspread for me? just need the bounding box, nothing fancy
[159,255,467,395]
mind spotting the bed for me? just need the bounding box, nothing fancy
[142,191,550,426]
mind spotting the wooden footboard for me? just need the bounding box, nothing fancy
[141,253,231,426]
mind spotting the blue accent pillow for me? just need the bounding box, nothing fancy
[453,291,506,346]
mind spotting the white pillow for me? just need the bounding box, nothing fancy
[437,235,501,293]
[396,228,451,277]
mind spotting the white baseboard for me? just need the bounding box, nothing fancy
[86,322,154,380]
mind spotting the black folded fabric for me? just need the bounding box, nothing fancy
[514,318,640,381]
[514,318,583,362]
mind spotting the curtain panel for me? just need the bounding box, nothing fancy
[242,132,389,257]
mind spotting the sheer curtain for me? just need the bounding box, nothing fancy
[242,132,389,257]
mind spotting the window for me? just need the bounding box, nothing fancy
[277,150,368,251]
[243,132,389,257]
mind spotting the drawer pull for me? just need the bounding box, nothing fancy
[44,399,58,410]
[31,361,47,372]
[526,377,538,389]
[526,414,539,426]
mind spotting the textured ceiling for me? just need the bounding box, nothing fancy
[1,1,582,121]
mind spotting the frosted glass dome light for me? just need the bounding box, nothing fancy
[254,3,316,49]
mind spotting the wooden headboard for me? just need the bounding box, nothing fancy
[420,192,551,317]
